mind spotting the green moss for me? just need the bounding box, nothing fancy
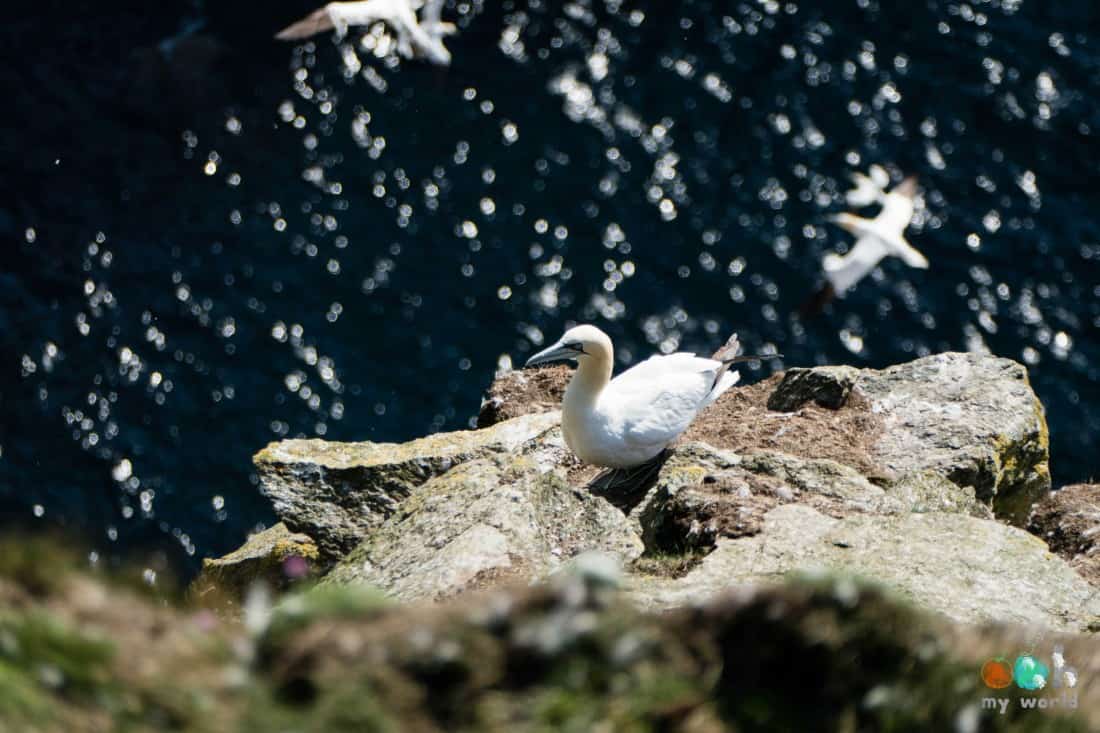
[703,575,1090,732]
[312,682,396,732]
[520,666,703,732]
[630,551,708,579]
[0,614,114,697]
[241,677,396,733]
[261,583,391,653]
[191,523,321,608]
[991,399,1052,525]
[0,534,81,596]
[530,687,609,732]
[0,660,54,728]
[0,535,1094,732]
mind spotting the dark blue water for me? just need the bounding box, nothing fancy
[2,0,1098,576]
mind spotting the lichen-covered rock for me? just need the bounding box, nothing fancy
[233,351,1057,626]
[324,452,643,600]
[636,442,989,555]
[697,353,1051,526]
[885,471,993,517]
[1029,484,1100,587]
[191,522,318,601]
[853,352,1051,525]
[479,353,1051,526]
[630,504,1100,631]
[254,412,560,559]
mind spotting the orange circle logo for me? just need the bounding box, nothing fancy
[981,658,1013,689]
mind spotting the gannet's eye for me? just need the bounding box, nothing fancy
[564,341,587,354]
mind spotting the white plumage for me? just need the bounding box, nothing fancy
[275,0,455,66]
[824,176,928,295]
[844,164,890,208]
[525,325,740,469]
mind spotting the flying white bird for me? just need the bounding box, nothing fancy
[823,176,928,296]
[525,325,766,470]
[275,0,455,66]
[844,164,890,208]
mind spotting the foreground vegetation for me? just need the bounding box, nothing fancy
[0,536,1095,732]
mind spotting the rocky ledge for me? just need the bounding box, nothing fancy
[11,351,1100,731]
[199,351,1100,636]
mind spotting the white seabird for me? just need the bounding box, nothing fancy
[275,0,455,66]
[823,176,928,296]
[525,325,756,469]
[844,164,890,208]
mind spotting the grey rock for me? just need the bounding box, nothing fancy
[766,365,860,411]
[854,352,1050,525]
[254,412,560,559]
[479,353,1050,526]
[227,350,1060,631]
[885,471,992,518]
[192,522,319,599]
[324,450,642,601]
[740,450,901,512]
[635,442,991,555]
[629,504,1100,632]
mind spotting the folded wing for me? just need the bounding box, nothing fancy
[607,354,733,451]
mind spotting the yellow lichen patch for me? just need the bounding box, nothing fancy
[663,466,709,486]
[254,412,560,469]
[191,524,320,605]
[990,401,1052,526]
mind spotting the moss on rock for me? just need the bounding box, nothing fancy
[190,522,320,606]
[255,412,561,560]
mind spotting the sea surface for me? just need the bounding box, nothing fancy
[2,0,1098,576]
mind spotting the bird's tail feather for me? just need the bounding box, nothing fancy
[710,333,740,362]
[708,332,779,395]
[706,368,740,404]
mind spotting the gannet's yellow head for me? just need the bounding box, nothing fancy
[525,324,612,368]
[828,212,863,235]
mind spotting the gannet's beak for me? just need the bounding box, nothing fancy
[525,339,582,367]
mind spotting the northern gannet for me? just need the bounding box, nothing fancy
[275,0,455,66]
[844,164,890,208]
[823,176,928,296]
[525,325,760,469]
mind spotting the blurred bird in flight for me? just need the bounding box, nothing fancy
[275,0,455,66]
[801,174,927,316]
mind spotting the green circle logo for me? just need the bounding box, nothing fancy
[1013,654,1049,690]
